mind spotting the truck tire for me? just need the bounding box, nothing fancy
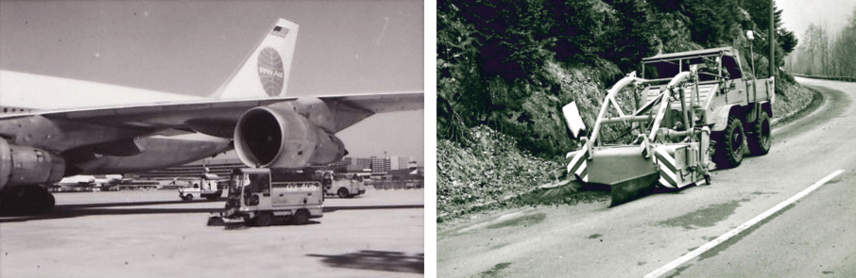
[338,188,350,198]
[713,116,745,169]
[183,194,193,201]
[747,112,771,156]
[292,210,310,225]
[254,212,272,227]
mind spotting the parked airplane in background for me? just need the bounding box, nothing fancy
[55,175,97,187]
[0,18,422,213]
[53,174,128,191]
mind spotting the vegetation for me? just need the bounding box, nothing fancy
[785,7,856,79]
[438,0,810,219]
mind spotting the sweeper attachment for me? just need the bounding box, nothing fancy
[562,47,774,206]
[565,69,711,206]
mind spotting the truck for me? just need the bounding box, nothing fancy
[563,46,774,206]
[218,168,323,226]
[177,173,223,201]
[317,170,366,198]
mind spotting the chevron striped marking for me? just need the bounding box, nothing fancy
[567,149,589,183]
[654,148,679,188]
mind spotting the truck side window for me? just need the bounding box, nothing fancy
[246,174,270,195]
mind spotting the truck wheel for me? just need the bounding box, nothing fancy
[338,188,350,198]
[183,194,193,201]
[747,112,771,156]
[713,116,745,169]
[292,210,310,225]
[254,212,272,227]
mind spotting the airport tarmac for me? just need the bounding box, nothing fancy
[0,188,424,278]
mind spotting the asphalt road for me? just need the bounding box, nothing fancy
[1,188,424,278]
[438,77,856,278]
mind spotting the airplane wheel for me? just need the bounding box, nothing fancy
[0,186,55,214]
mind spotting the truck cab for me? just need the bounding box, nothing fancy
[221,168,323,226]
[178,173,223,201]
[317,170,366,198]
[640,46,774,130]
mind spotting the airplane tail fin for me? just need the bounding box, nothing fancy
[214,18,298,99]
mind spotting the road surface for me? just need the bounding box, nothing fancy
[438,77,856,277]
[1,188,424,278]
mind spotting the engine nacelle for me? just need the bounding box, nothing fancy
[0,138,65,190]
[234,106,346,168]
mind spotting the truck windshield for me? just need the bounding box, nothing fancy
[227,173,271,197]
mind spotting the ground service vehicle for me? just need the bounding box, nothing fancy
[219,168,323,226]
[317,170,366,198]
[564,47,774,206]
[178,173,222,201]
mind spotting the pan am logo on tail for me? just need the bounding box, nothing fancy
[258,47,285,96]
[270,25,289,38]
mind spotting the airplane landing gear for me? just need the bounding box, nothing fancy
[0,185,55,214]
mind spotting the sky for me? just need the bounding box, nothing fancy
[0,0,424,165]
[778,0,856,40]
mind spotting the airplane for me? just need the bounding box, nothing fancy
[0,18,423,213]
[55,175,97,188]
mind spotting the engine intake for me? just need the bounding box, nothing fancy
[0,138,65,190]
[234,106,346,168]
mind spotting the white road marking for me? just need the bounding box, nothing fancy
[644,169,846,278]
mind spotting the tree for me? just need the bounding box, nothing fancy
[454,0,555,82]
[600,0,656,72]
[545,0,602,64]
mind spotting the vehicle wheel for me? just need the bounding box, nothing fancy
[183,194,193,201]
[337,188,350,198]
[747,112,771,156]
[254,212,272,227]
[0,186,55,214]
[713,116,745,169]
[292,210,310,225]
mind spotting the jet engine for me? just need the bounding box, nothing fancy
[234,106,346,168]
[0,138,65,190]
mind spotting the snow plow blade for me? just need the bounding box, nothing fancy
[609,173,658,207]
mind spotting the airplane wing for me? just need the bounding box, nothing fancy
[4,91,423,137]
[319,91,424,131]
[18,96,298,138]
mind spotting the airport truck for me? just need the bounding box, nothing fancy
[564,46,774,206]
[219,168,323,226]
[317,170,366,198]
[178,173,223,201]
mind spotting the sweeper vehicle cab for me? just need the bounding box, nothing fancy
[218,168,323,226]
